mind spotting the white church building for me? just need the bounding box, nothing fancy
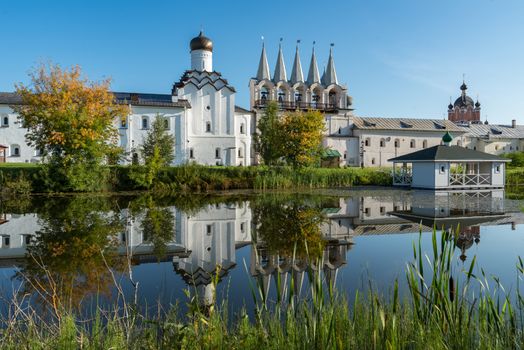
[0,31,252,166]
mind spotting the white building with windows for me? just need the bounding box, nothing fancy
[0,32,252,166]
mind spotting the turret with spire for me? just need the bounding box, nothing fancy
[289,40,304,84]
[273,38,287,82]
[306,42,320,85]
[323,44,338,85]
[256,39,271,81]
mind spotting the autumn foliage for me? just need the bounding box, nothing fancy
[13,64,129,191]
[256,101,325,167]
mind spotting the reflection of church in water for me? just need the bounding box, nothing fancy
[1,190,522,303]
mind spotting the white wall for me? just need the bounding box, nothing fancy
[411,162,439,189]
[0,105,41,163]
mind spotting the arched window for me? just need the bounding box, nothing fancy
[410,139,416,148]
[163,118,169,130]
[215,148,221,159]
[422,140,428,148]
[338,127,342,134]
[311,87,322,107]
[394,139,400,148]
[238,147,244,158]
[364,138,370,147]
[277,88,285,103]
[2,116,8,127]
[120,116,127,128]
[206,121,211,133]
[343,151,347,159]
[141,116,149,129]
[189,148,195,159]
[328,90,337,106]
[294,90,302,103]
[240,123,245,134]
[260,87,269,101]
[380,138,386,147]
[11,144,20,157]
[371,158,375,165]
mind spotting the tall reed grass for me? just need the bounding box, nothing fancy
[0,228,522,349]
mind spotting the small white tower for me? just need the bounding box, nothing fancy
[190,31,213,72]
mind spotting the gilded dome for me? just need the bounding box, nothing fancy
[190,31,213,52]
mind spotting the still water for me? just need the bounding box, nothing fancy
[0,189,523,316]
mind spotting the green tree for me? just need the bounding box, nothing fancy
[141,115,175,166]
[255,101,283,165]
[14,64,129,192]
[280,109,325,167]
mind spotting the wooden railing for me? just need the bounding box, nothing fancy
[393,169,412,185]
[449,173,491,186]
[254,99,339,111]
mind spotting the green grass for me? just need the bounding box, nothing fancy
[0,162,39,168]
[0,229,523,349]
[1,164,393,193]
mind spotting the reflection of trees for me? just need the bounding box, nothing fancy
[139,197,175,260]
[15,197,124,312]
[253,199,325,259]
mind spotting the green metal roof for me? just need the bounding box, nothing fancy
[388,145,511,163]
[321,149,342,159]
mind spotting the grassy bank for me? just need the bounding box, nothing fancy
[0,230,523,349]
[0,164,392,193]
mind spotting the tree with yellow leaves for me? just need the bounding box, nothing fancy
[280,109,325,167]
[14,64,129,191]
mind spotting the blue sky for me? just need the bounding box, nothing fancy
[1,0,523,124]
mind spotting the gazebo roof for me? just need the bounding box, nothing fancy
[388,145,511,163]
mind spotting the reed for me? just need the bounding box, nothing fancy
[0,228,522,349]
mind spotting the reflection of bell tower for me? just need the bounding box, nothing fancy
[448,80,481,123]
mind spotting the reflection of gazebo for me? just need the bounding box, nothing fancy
[0,145,7,163]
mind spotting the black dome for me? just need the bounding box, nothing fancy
[190,31,213,52]
[454,95,475,108]
[460,82,468,91]
[448,103,453,110]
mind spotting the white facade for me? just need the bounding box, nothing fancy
[0,32,252,166]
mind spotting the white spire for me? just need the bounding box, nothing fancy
[306,42,320,85]
[256,39,270,81]
[289,40,304,84]
[323,44,338,85]
[273,38,287,82]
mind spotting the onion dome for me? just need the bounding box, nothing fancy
[442,131,453,144]
[475,100,481,108]
[460,82,467,91]
[448,102,453,110]
[454,95,475,108]
[190,31,213,52]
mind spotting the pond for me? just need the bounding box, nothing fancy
[0,188,523,317]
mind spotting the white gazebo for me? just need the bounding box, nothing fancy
[389,132,511,190]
